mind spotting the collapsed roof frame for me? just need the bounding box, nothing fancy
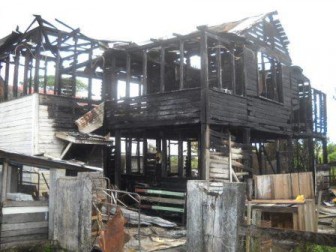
[0,15,125,102]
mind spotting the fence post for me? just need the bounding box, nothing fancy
[187,180,246,252]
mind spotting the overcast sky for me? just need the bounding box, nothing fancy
[1,0,335,142]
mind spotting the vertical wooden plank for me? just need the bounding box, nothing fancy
[160,46,165,93]
[291,173,299,198]
[136,139,141,173]
[231,46,236,94]
[126,52,131,98]
[88,42,93,101]
[111,56,117,100]
[6,162,12,195]
[308,137,316,193]
[276,139,280,173]
[187,181,245,252]
[200,31,209,180]
[142,50,147,95]
[178,139,183,178]
[1,160,9,202]
[125,137,132,174]
[287,136,293,172]
[54,32,61,95]
[49,168,63,239]
[4,56,10,100]
[34,37,41,93]
[228,131,232,182]
[293,212,298,230]
[71,33,78,97]
[114,130,121,187]
[143,138,148,176]
[297,204,304,231]
[322,139,328,164]
[200,124,210,180]
[161,136,167,177]
[179,41,184,90]
[243,128,251,174]
[156,138,162,180]
[13,55,19,98]
[43,60,48,94]
[217,40,222,89]
[186,140,192,178]
[23,54,30,95]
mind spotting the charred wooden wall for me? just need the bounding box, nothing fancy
[208,90,248,126]
[244,47,292,135]
[105,88,201,130]
[37,94,92,157]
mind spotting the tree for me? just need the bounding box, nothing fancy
[38,75,88,92]
[328,142,336,163]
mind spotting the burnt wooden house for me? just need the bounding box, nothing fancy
[101,11,327,194]
[0,13,328,199]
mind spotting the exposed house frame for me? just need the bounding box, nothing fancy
[101,11,327,195]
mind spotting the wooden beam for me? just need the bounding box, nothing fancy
[1,160,9,202]
[126,137,132,174]
[178,139,183,178]
[229,130,232,182]
[54,32,62,95]
[160,46,165,93]
[161,134,167,177]
[88,42,93,101]
[287,136,293,172]
[4,57,10,100]
[322,138,328,164]
[136,139,141,173]
[276,139,281,173]
[111,56,117,100]
[71,33,78,97]
[186,140,192,178]
[13,55,19,98]
[126,53,131,98]
[217,40,222,89]
[179,41,184,90]
[143,138,148,176]
[60,142,72,160]
[231,44,236,94]
[142,50,147,95]
[114,130,121,187]
[200,31,209,180]
[242,128,251,175]
[308,137,315,190]
[23,54,30,95]
[43,59,48,94]
[34,42,41,93]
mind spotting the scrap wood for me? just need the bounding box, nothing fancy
[319,206,336,215]
[139,237,186,252]
[250,199,305,204]
[109,206,177,227]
